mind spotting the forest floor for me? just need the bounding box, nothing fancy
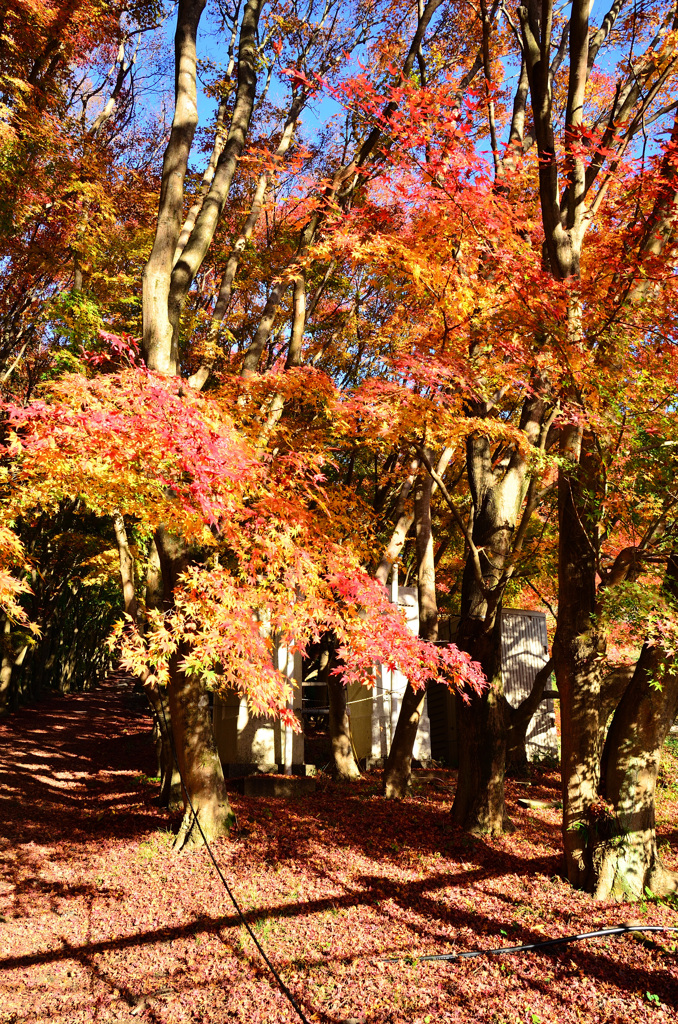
[0,681,677,1024]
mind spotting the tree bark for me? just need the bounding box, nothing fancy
[451,424,537,833]
[328,673,360,779]
[592,555,678,900]
[375,460,419,586]
[186,93,304,389]
[168,0,264,357]
[327,673,360,781]
[155,528,233,849]
[383,452,437,798]
[592,642,678,899]
[506,658,554,770]
[552,430,606,888]
[452,622,509,834]
[168,643,234,850]
[142,0,207,374]
[112,515,182,809]
[0,616,13,715]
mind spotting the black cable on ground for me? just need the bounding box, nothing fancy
[154,688,676,1013]
[157,698,312,1024]
[384,924,678,962]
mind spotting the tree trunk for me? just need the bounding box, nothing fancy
[592,555,678,900]
[150,687,183,811]
[506,658,554,770]
[155,528,233,850]
[592,642,678,900]
[375,460,419,586]
[314,635,360,779]
[327,672,361,780]
[451,431,528,834]
[552,429,606,888]
[168,0,264,357]
[383,453,437,798]
[113,516,182,809]
[187,94,304,389]
[168,644,234,850]
[142,0,207,373]
[0,616,13,714]
[452,620,510,834]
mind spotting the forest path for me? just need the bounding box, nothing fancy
[0,675,158,856]
[0,681,677,1024]
[0,677,174,1023]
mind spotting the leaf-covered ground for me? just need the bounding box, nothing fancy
[1,682,677,1024]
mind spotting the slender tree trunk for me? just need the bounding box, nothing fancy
[287,272,306,369]
[238,3,452,378]
[506,658,553,770]
[0,616,13,714]
[383,453,437,798]
[151,687,183,811]
[142,0,207,373]
[168,0,264,357]
[327,675,360,780]
[241,216,319,377]
[312,635,360,779]
[375,461,419,586]
[113,514,182,809]
[173,94,230,267]
[187,96,303,389]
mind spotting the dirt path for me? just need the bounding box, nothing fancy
[0,681,677,1024]
[0,678,169,1023]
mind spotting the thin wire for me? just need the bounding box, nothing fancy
[383,924,678,962]
[157,698,312,1024]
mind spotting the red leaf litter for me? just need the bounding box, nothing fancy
[1,680,676,1024]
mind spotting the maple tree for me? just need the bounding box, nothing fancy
[0,0,676,906]
[1,361,486,844]
[2,683,678,1023]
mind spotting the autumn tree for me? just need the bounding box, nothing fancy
[2,0,677,895]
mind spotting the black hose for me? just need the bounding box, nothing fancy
[157,697,311,1024]
[384,924,678,962]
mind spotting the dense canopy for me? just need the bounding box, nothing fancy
[1,0,678,917]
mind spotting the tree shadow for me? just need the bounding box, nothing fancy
[0,682,166,854]
[2,684,676,1022]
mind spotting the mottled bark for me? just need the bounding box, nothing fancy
[592,556,678,900]
[552,429,606,888]
[451,399,544,833]
[168,643,234,850]
[383,453,437,798]
[155,528,233,849]
[142,0,207,373]
[375,462,419,586]
[168,0,264,356]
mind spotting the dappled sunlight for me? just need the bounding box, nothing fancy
[2,683,677,1022]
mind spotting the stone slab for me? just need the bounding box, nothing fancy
[228,774,317,797]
